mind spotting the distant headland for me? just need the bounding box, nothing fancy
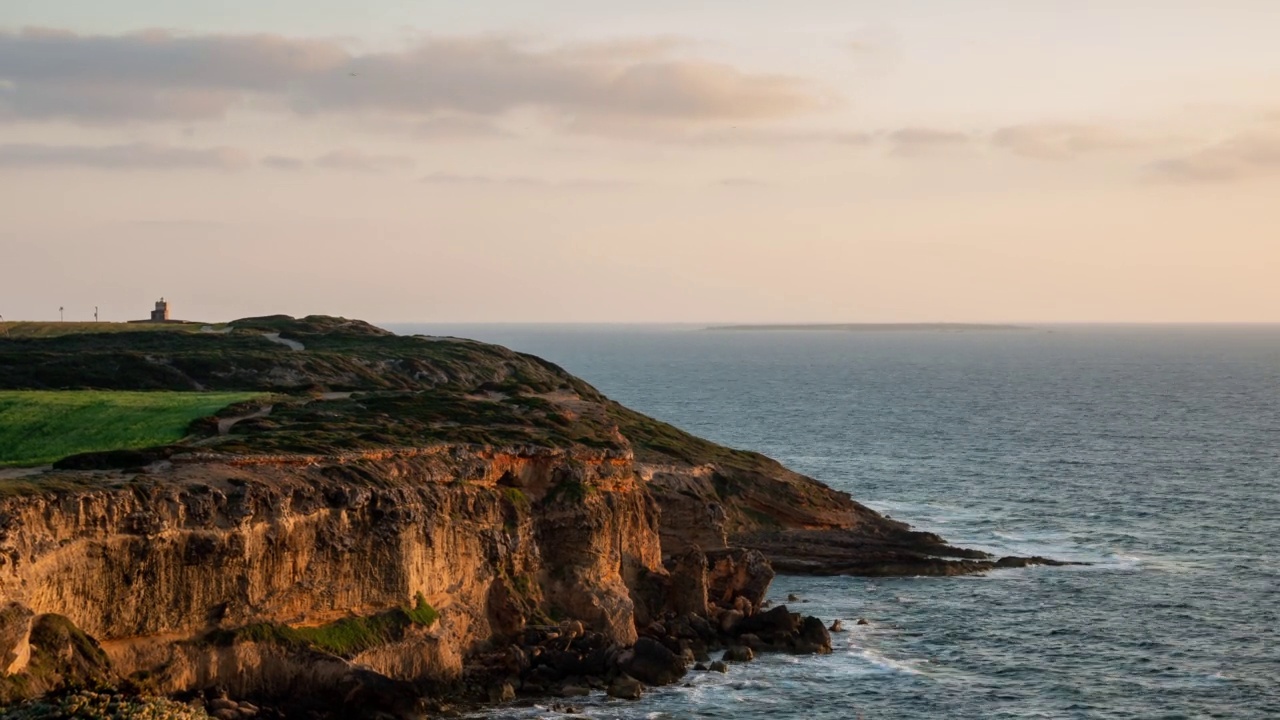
[705,323,1029,332]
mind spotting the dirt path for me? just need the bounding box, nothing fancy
[218,405,274,435]
[262,333,305,351]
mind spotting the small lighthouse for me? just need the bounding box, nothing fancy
[150,298,170,322]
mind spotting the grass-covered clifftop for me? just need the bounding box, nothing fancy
[0,391,259,467]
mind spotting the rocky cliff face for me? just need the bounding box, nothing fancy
[0,447,665,704]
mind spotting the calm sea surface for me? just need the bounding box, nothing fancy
[390,324,1280,720]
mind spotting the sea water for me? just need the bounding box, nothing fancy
[389,324,1280,719]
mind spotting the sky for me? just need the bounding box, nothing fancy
[2,1,1278,323]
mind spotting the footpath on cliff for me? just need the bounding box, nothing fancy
[0,315,1072,720]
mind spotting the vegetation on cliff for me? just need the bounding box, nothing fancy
[208,594,438,659]
[0,392,259,467]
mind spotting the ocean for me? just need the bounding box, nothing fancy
[389,324,1280,719]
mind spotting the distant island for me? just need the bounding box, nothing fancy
[706,323,1029,332]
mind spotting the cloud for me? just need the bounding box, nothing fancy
[413,115,509,139]
[670,128,872,147]
[0,142,249,169]
[992,123,1137,160]
[314,148,415,173]
[886,127,970,156]
[1147,130,1280,184]
[421,172,544,186]
[0,28,816,130]
[261,155,306,170]
[420,172,631,189]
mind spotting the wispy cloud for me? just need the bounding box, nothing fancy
[314,148,415,173]
[420,172,631,189]
[0,28,817,131]
[0,142,249,169]
[715,177,770,187]
[886,127,971,156]
[991,123,1137,160]
[1147,129,1280,184]
[260,155,307,170]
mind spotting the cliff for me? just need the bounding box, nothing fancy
[0,316,1053,717]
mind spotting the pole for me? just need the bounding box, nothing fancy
[59,306,64,322]
[95,306,99,322]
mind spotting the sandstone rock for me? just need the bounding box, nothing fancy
[709,661,729,673]
[665,546,710,617]
[722,646,754,662]
[209,698,239,711]
[694,662,708,671]
[787,593,800,602]
[857,618,869,626]
[212,710,239,720]
[705,548,774,613]
[607,674,644,700]
[558,684,590,697]
[0,602,33,675]
[829,619,845,633]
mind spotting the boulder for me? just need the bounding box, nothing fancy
[793,616,833,655]
[738,633,766,651]
[718,610,744,634]
[735,605,799,638]
[722,646,754,662]
[709,661,729,673]
[557,684,590,697]
[829,619,845,633]
[705,548,774,612]
[488,681,516,703]
[618,638,687,686]
[607,674,644,700]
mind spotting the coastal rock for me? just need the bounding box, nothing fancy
[607,674,644,700]
[793,616,833,655]
[718,610,744,634]
[617,638,687,686]
[709,661,729,673]
[722,646,754,662]
[829,619,844,633]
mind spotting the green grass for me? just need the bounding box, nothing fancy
[0,390,260,467]
[211,593,438,659]
[0,321,208,338]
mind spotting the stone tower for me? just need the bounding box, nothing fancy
[150,298,170,322]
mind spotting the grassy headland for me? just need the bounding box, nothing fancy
[0,390,259,467]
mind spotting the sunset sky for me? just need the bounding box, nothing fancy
[2,1,1278,323]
